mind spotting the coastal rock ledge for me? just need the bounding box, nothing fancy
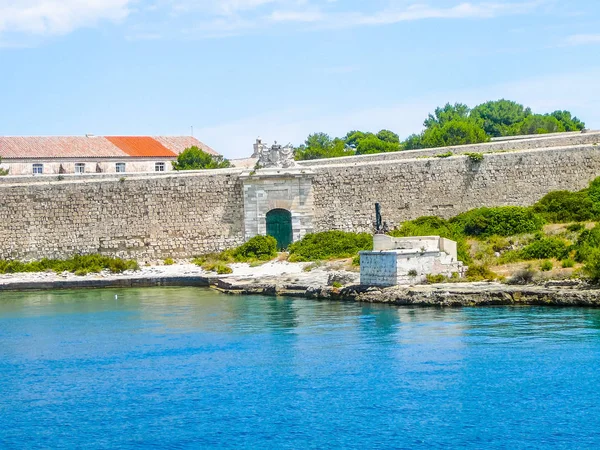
[214,280,600,308]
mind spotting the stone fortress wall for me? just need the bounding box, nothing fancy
[0,170,245,260]
[0,132,599,261]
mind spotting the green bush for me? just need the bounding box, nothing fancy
[408,269,418,277]
[574,224,600,262]
[532,191,595,223]
[540,260,553,271]
[435,151,453,158]
[452,206,544,237]
[465,264,497,281]
[425,274,447,284]
[0,254,139,275]
[164,258,174,266]
[566,223,585,233]
[519,236,569,260]
[562,258,575,268]
[583,249,600,283]
[230,235,278,262]
[288,231,372,262]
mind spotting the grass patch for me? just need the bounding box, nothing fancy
[193,235,278,273]
[0,254,139,275]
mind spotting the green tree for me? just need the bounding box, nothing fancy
[355,135,400,155]
[421,120,489,148]
[423,102,470,129]
[376,129,400,144]
[402,133,424,150]
[172,146,232,170]
[550,110,585,131]
[295,133,354,160]
[470,99,532,137]
[511,114,565,135]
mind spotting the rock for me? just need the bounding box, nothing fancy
[327,272,357,286]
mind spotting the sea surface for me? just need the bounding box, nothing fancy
[1,288,600,449]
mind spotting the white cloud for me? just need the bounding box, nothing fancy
[0,0,133,35]
[0,0,550,40]
[197,68,600,159]
[565,34,600,46]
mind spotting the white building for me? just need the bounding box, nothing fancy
[0,135,218,176]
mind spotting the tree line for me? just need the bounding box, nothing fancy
[294,99,586,161]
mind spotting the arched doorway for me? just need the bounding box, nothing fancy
[266,209,293,250]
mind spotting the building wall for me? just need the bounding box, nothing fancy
[0,171,244,261]
[1,159,176,176]
[2,142,600,261]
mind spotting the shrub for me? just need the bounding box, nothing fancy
[532,191,595,223]
[288,231,372,262]
[583,249,600,283]
[465,264,497,281]
[164,258,174,266]
[451,206,544,237]
[216,264,233,275]
[574,224,600,262]
[435,151,453,158]
[465,152,484,162]
[231,235,278,262]
[352,254,361,266]
[332,281,343,288]
[0,254,138,275]
[562,259,575,268]
[540,260,553,271]
[520,236,569,260]
[426,274,447,284]
[566,223,585,233]
[408,269,418,277]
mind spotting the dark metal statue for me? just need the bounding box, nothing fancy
[375,203,383,234]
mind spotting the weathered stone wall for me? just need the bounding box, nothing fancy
[2,140,600,261]
[0,171,244,261]
[310,145,600,232]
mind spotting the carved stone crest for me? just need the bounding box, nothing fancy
[253,138,296,169]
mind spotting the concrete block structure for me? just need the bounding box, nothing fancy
[360,235,466,286]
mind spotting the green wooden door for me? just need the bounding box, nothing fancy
[266,209,293,250]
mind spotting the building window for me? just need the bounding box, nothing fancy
[75,163,85,174]
[116,163,126,173]
[32,164,43,175]
[155,162,165,172]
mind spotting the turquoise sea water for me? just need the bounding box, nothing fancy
[1,288,600,449]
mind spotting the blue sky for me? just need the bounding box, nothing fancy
[0,0,599,158]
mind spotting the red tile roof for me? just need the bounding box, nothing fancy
[154,136,218,156]
[0,136,218,159]
[106,136,176,158]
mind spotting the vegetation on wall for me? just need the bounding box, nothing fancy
[172,146,232,170]
[294,99,586,161]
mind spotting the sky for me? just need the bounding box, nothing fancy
[0,0,599,159]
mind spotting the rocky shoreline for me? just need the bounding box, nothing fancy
[1,262,600,307]
[212,278,600,307]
